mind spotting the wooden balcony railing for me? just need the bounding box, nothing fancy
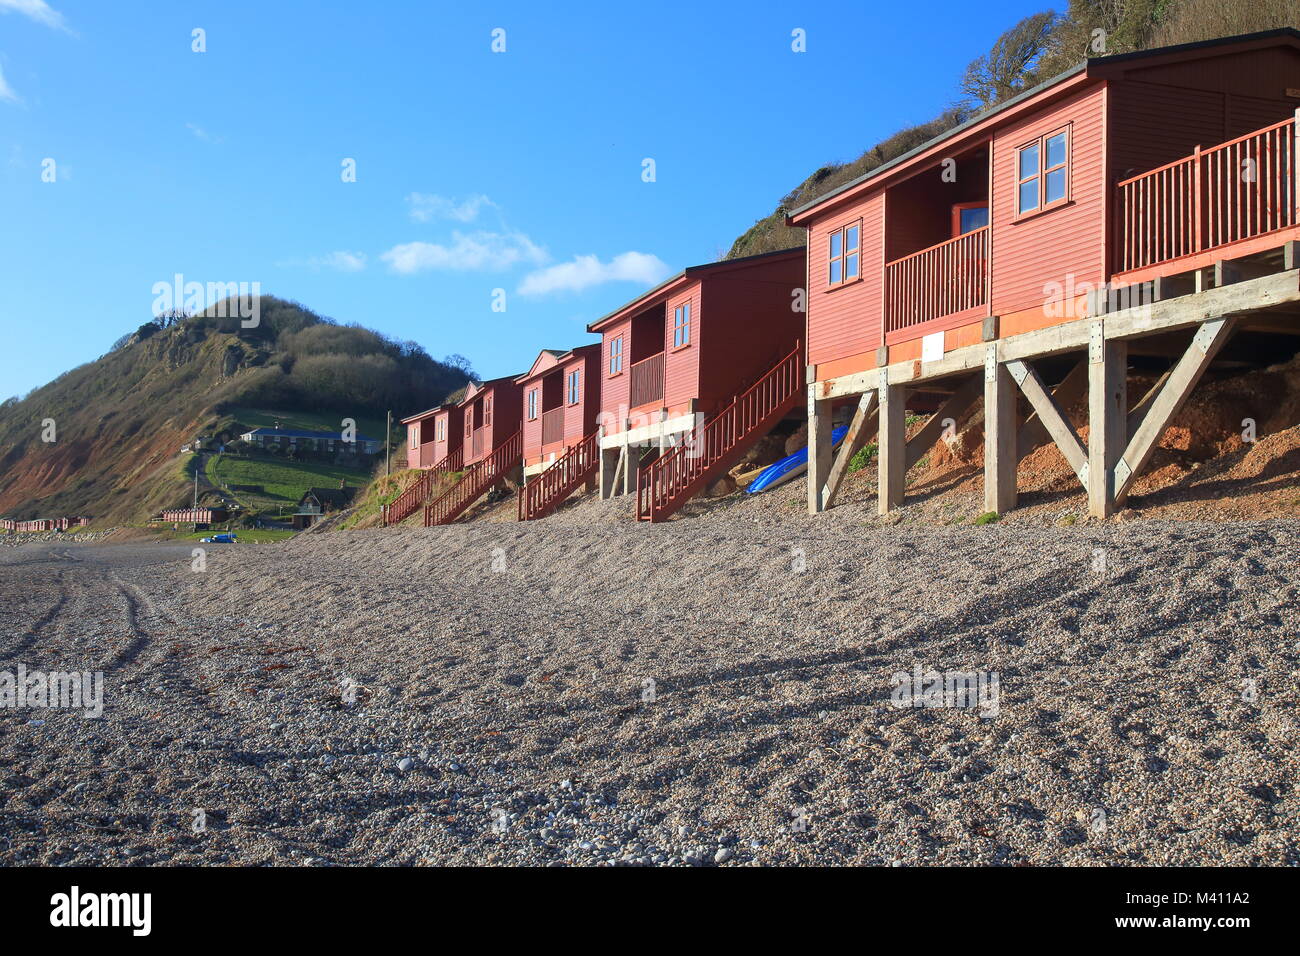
[541,406,565,446]
[636,344,802,522]
[629,352,665,408]
[518,427,600,521]
[885,226,988,333]
[1117,116,1297,273]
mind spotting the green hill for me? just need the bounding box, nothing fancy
[0,296,471,525]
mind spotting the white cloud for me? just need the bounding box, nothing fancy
[518,252,671,296]
[381,231,547,274]
[405,193,496,224]
[186,122,222,144]
[0,1,70,32]
[0,64,18,103]
[277,251,368,272]
[319,251,367,272]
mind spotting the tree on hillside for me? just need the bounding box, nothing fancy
[961,12,1061,107]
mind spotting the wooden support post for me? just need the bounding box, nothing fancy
[822,389,877,510]
[1006,359,1088,491]
[983,344,1017,515]
[599,443,620,499]
[1284,240,1299,271]
[1087,321,1127,518]
[1114,317,1236,502]
[1018,359,1087,462]
[1214,259,1242,288]
[877,373,907,515]
[806,381,833,514]
[1153,273,1196,301]
[611,446,627,497]
[621,423,634,496]
[905,373,982,471]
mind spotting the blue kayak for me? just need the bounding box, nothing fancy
[747,426,849,494]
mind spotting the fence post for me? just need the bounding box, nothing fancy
[1293,110,1299,227]
[1192,145,1203,255]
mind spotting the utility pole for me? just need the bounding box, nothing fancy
[386,409,392,476]
[193,458,199,508]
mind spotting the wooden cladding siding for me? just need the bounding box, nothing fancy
[1111,45,1300,177]
[1112,81,1240,175]
[807,193,884,367]
[600,318,632,428]
[461,379,522,466]
[591,250,805,434]
[519,345,601,462]
[989,83,1106,318]
[404,406,462,470]
[662,288,700,412]
[696,255,803,408]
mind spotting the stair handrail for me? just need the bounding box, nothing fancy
[425,430,522,526]
[637,342,803,521]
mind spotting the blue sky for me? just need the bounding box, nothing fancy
[0,0,1047,401]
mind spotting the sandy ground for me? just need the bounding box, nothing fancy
[2,510,1298,866]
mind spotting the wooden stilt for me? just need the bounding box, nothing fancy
[613,445,628,497]
[983,345,1017,515]
[822,389,876,510]
[599,444,620,499]
[1087,322,1127,518]
[877,374,906,515]
[806,382,833,514]
[1114,317,1236,502]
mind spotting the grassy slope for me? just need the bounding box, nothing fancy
[206,453,371,516]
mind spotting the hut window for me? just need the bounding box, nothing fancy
[485,397,492,425]
[828,220,860,285]
[567,369,581,404]
[673,303,691,348]
[609,336,624,375]
[527,389,538,420]
[1017,126,1070,215]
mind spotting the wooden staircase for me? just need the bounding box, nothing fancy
[424,430,522,526]
[636,343,803,522]
[518,428,600,521]
[381,448,464,526]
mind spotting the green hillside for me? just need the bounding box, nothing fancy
[0,296,471,524]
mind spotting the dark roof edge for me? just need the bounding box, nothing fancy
[586,247,805,332]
